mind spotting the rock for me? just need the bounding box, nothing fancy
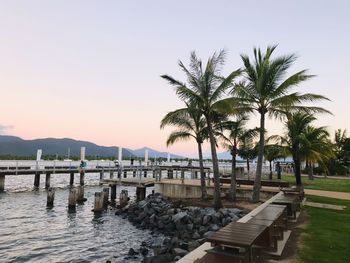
[186,223,194,231]
[203,231,215,238]
[140,247,149,256]
[179,242,189,250]
[173,247,188,257]
[188,240,200,251]
[198,226,208,235]
[170,237,179,248]
[202,215,211,225]
[210,224,220,231]
[192,231,201,239]
[128,248,138,256]
[172,212,188,223]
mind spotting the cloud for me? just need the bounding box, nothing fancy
[0,124,14,134]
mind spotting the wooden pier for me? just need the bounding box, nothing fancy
[0,165,210,192]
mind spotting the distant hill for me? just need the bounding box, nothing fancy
[132,147,184,159]
[0,135,185,159]
[0,135,133,157]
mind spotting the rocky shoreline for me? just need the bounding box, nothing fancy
[114,193,246,263]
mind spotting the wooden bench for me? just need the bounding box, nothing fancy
[207,222,269,262]
[248,204,288,251]
[272,194,300,219]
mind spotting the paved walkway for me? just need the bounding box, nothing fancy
[304,189,350,201]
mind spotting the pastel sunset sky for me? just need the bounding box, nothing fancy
[0,1,349,157]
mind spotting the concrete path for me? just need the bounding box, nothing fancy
[304,189,350,201]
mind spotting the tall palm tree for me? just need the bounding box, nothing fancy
[161,51,241,208]
[160,105,208,199]
[230,45,329,202]
[219,116,258,201]
[277,112,322,185]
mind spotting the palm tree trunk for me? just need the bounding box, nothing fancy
[247,159,250,180]
[293,145,302,186]
[197,142,208,199]
[269,161,272,180]
[308,164,314,180]
[206,118,222,209]
[229,149,237,201]
[253,112,265,202]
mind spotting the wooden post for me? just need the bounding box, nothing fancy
[119,190,128,208]
[136,186,146,201]
[68,188,77,210]
[159,168,162,182]
[133,170,136,177]
[99,171,103,184]
[80,171,85,186]
[110,184,117,204]
[34,172,40,188]
[0,175,5,192]
[144,170,147,178]
[93,192,104,212]
[47,187,55,207]
[118,169,122,179]
[70,172,74,186]
[195,171,198,179]
[152,169,156,178]
[181,170,185,184]
[76,185,85,202]
[123,170,127,178]
[45,172,51,189]
[167,169,173,179]
[110,171,114,179]
[103,188,109,207]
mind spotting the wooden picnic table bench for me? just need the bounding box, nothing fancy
[272,194,300,219]
[207,222,269,262]
[248,204,287,250]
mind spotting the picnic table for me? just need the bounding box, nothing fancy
[207,222,269,262]
[272,194,299,219]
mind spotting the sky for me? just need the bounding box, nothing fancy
[0,0,349,157]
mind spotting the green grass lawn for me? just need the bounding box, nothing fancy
[299,195,350,263]
[261,174,350,193]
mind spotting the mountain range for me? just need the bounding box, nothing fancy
[0,135,184,159]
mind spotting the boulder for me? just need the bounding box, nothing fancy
[173,248,188,257]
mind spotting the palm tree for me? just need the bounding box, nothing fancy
[160,105,208,199]
[277,112,320,185]
[264,144,284,180]
[161,51,241,208]
[219,116,258,201]
[300,126,333,179]
[230,45,330,202]
[237,139,258,180]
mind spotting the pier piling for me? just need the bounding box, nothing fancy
[103,188,109,207]
[79,171,85,186]
[136,186,146,201]
[123,170,127,178]
[99,172,103,182]
[68,188,77,210]
[76,185,85,202]
[93,192,104,212]
[70,172,74,186]
[45,172,51,189]
[34,172,40,188]
[47,187,55,207]
[119,190,128,208]
[110,184,117,204]
[110,171,114,179]
[144,170,147,178]
[0,175,5,192]
[181,170,185,184]
[133,170,136,177]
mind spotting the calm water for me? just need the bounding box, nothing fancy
[0,172,159,263]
